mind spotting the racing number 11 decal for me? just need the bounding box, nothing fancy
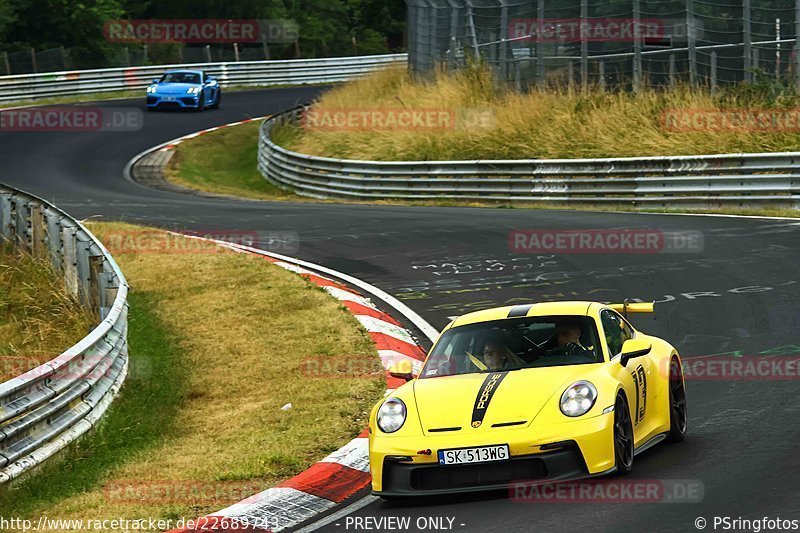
[631,364,647,425]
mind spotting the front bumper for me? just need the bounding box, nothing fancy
[370,411,616,496]
[146,95,200,109]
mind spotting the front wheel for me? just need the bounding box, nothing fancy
[666,357,688,442]
[211,91,221,109]
[195,91,205,112]
[613,394,634,475]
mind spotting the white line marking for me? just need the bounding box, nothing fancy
[294,495,381,533]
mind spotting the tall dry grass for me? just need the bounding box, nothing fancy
[0,243,93,380]
[279,65,800,161]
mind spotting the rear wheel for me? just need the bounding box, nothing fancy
[613,394,634,475]
[666,357,688,442]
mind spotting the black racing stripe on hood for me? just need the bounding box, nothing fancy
[471,371,508,428]
[507,304,533,318]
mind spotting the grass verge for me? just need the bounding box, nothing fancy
[0,223,384,527]
[0,242,93,380]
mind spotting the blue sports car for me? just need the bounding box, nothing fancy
[145,69,221,111]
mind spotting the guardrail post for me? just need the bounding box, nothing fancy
[30,204,46,259]
[89,255,104,322]
[75,237,92,309]
[44,209,63,273]
[0,193,11,242]
[14,196,30,252]
[61,225,79,299]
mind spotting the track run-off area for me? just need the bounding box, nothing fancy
[2,87,799,532]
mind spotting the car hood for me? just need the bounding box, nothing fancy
[155,82,198,95]
[412,366,591,434]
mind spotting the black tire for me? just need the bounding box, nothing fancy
[613,394,634,475]
[666,357,688,442]
[195,91,205,112]
[211,91,221,109]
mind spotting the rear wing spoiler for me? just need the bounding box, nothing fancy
[609,300,655,318]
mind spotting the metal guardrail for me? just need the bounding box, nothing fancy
[0,185,128,483]
[0,54,407,103]
[258,107,800,209]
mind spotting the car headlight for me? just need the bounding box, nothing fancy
[187,87,201,94]
[560,381,597,417]
[146,85,157,93]
[377,398,406,433]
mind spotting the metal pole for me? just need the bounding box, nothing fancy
[669,53,676,88]
[687,0,696,86]
[537,0,545,83]
[234,42,240,62]
[776,18,781,80]
[711,50,717,93]
[30,47,37,73]
[205,44,212,63]
[599,60,605,90]
[795,0,800,88]
[2,51,9,75]
[581,0,588,92]
[744,0,752,82]
[633,0,642,92]
[60,46,67,70]
[449,0,459,69]
[500,0,509,82]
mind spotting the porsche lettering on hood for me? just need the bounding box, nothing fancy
[413,366,587,434]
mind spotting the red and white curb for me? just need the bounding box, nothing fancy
[160,116,268,151]
[169,236,435,533]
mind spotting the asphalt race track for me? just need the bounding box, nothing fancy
[2,88,799,532]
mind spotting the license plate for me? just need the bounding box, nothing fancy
[438,444,509,465]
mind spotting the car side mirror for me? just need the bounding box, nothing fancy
[152,78,159,84]
[619,339,652,367]
[388,360,414,382]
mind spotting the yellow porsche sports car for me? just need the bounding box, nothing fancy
[368,301,687,497]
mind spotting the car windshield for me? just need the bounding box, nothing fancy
[160,72,200,84]
[420,316,603,378]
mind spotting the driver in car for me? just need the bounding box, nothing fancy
[483,334,526,371]
[544,321,592,357]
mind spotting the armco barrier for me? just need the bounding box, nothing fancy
[0,185,128,483]
[258,106,800,210]
[0,54,406,103]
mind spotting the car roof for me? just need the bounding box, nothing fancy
[448,301,603,329]
[164,69,202,75]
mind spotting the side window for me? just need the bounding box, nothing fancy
[601,310,630,357]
